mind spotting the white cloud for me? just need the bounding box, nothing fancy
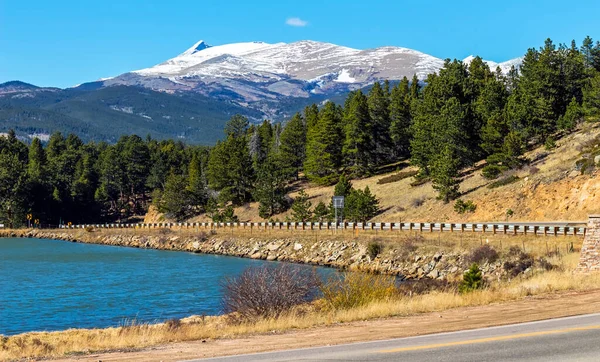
[286,17,308,27]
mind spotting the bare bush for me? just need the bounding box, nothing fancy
[157,228,173,235]
[468,245,499,264]
[410,196,426,208]
[221,264,321,322]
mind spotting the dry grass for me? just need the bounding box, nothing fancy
[169,122,600,224]
[1,250,596,361]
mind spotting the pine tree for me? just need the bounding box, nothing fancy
[368,82,393,165]
[291,190,313,222]
[312,201,329,222]
[304,102,343,185]
[410,74,420,99]
[279,113,306,180]
[583,72,600,116]
[344,186,379,222]
[333,174,353,197]
[430,144,461,203]
[253,153,288,219]
[558,97,584,130]
[187,151,208,209]
[207,116,254,205]
[389,77,412,158]
[157,172,193,221]
[342,90,373,175]
[27,138,47,182]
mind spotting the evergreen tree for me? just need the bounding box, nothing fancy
[558,97,584,130]
[333,174,353,197]
[344,186,379,223]
[312,201,329,222]
[583,72,600,116]
[279,113,306,180]
[342,90,373,175]
[207,115,254,205]
[157,172,193,221]
[368,82,393,165]
[304,102,342,185]
[430,144,461,203]
[291,190,313,222]
[253,153,288,219]
[410,74,420,99]
[27,138,47,182]
[187,151,208,209]
[389,77,412,158]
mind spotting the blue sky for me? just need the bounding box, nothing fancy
[1,0,599,88]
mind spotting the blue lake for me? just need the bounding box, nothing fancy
[0,238,331,336]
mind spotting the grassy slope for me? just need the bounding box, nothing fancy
[162,122,600,224]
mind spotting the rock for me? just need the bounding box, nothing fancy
[192,241,200,249]
[569,170,580,178]
[293,243,303,251]
[450,266,459,273]
[250,252,263,259]
[433,252,442,262]
[595,155,600,165]
[427,270,440,279]
[266,242,282,251]
[266,254,278,261]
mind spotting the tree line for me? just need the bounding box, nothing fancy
[0,36,599,227]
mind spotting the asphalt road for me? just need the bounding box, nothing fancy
[189,313,600,361]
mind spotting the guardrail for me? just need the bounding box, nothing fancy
[61,221,587,237]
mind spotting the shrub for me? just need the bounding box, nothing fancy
[157,228,172,235]
[488,175,520,189]
[221,264,320,322]
[454,199,477,214]
[503,251,534,277]
[85,226,94,233]
[544,137,556,150]
[410,196,426,208]
[459,263,483,293]
[575,158,595,175]
[377,170,419,185]
[410,177,430,187]
[468,245,499,264]
[320,272,397,310]
[398,238,419,260]
[164,318,181,331]
[482,164,505,180]
[367,242,383,260]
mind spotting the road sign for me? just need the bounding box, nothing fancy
[332,196,345,208]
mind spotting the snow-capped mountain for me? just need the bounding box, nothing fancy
[98,39,521,118]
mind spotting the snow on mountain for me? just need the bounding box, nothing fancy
[462,55,522,75]
[101,39,522,118]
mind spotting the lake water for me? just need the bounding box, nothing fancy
[0,238,330,336]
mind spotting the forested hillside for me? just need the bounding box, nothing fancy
[0,83,265,144]
[0,37,599,227]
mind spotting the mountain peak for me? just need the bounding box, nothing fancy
[182,40,211,56]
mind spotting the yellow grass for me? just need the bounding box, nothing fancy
[1,252,598,361]
[164,122,600,224]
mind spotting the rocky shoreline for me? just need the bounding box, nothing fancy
[0,228,528,281]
